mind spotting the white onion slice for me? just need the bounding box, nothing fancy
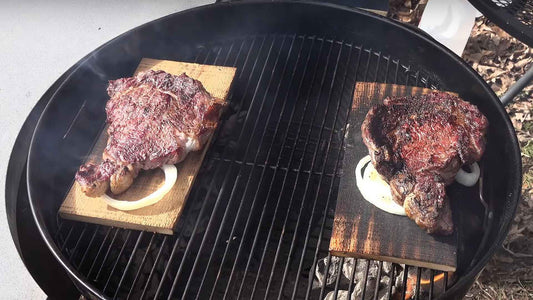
[455,162,480,187]
[355,155,406,216]
[103,164,177,211]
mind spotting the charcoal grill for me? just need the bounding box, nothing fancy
[6,2,521,299]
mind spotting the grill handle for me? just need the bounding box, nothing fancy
[500,65,533,106]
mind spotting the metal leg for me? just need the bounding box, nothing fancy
[500,65,533,106]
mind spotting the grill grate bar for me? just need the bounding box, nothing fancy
[414,71,421,87]
[165,44,232,298]
[211,157,339,178]
[152,44,218,300]
[384,55,391,84]
[374,49,384,83]
[360,260,371,299]
[373,261,384,300]
[87,227,114,279]
[290,42,357,299]
[142,36,257,298]
[153,199,191,297]
[182,35,301,300]
[177,34,293,300]
[209,35,318,300]
[94,229,121,282]
[387,264,396,299]
[74,225,98,268]
[165,36,279,300]
[223,38,249,102]
[60,224,75,251]
[77,225,102,270]
[332,257,344,300]
[429,270,435,300]
[55,218,65,239]
[169,33,284,300]
[444,272,449,291]
[361,54,387,300]
[146,36,253,299]
[415,267,422,300]
[112,231,145,299]
[304,44,365,300]
[319,253,332,300]
[401,265,409,300]
[140,235,168,300]
[67,223,88,263]
[393,59,400,84]
[239,34,310,298]
[362,48,373,83]
[125,232,156,299]
[347,259,358,297]
[276,40,349,300]
[245,36,329,300]
[103,230,133,293]
[312,42,391,300]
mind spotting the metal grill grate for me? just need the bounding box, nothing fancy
[55,35,451,299]
[468,0,533,46]
[490,0,533,25]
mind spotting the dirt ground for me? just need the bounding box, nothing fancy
[389,1,533,299]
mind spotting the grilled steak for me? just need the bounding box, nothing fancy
[361,92,488,234]
[75,70,225,197]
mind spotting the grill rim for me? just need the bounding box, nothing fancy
[23,1,521,299]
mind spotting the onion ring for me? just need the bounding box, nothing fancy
[355,155,406,216]
[455,162,480,187]
[103,164,177,211]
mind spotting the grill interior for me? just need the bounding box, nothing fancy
[51,35,458,299]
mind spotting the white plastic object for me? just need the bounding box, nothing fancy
[418,0,482,56]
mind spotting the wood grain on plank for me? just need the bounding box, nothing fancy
[330,82,458,272]
[59,58,237,234]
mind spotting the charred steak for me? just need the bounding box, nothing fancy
[361,92,488,235]
[75,70,225,197]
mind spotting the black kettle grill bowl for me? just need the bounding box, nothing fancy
[22,2,520,299]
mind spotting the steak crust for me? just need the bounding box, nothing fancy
[75,70,225,197]
[361,92,488,235]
